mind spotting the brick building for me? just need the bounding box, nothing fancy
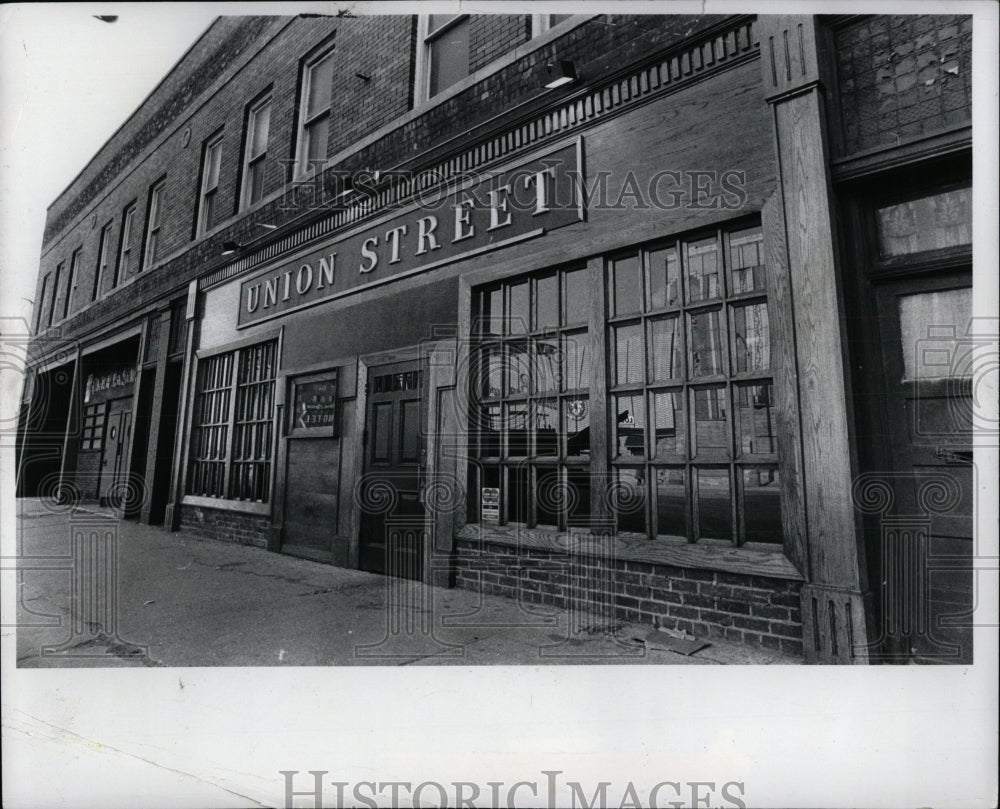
[17,13,975,663]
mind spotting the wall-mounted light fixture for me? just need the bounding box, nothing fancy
[355,73,371,82]
[256,223,278,230]
[221,241,242,256]
[544,60,577,89]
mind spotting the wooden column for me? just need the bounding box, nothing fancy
[139,309,173,524]
[760,16,872,663]
[57,346,83,494]
[164,280,199,531]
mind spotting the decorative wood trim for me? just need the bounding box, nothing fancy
[831,125,972,182]
[181,494,271,516]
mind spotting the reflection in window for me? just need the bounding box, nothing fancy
[472,266,592,529]
[606,224,778,545]
[742,467,782,543]
[615,468,647,534]
[876,187,971,257]
[899,287,973,381]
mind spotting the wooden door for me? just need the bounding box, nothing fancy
[869,272,974,663]
[99,397,133,505]
[359,360,427,580]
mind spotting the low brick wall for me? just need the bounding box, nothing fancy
[180,505,270,549]
[454,538,804,657]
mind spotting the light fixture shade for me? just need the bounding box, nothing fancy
[221,241,241,256]
[544,60,577,89]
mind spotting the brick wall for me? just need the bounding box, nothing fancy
[835,15,972,155]
[180,504,271,548]
[41,14,726,346]
[453,538,804,656]
[469,15,529,73]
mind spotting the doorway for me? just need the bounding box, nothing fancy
[358,359,427,580]
[99,396,133,507]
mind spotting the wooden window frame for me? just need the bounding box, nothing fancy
[93,222,112,300]
[115,202,136,287]
[186,337,280,505]
[294,45,335,178]
[414,14,471,103]
[35,273,50,333]
[142,179,166,270]
[62,247,82,321]
[196,132,224,237]
[47,262,63,329]
[240,94,272,212]
[81,402,107,451]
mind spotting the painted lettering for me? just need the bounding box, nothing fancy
[415,215,440,255]
[452,197,475,243]
[385,225,407,264]
[359,236,379,273]
[246,284,260,313]
[316,253,336,289]
[296,263,313,295]
[525,165,557,215]
[487,186,512,231]
[263,277,278,309]
[282,269,293,301]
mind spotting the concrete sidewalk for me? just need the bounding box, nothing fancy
[13,499,800,666]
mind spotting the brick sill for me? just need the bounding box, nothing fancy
[182,495,270,516]
[456,523,805,582]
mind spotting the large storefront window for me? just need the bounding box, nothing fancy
[188,339,277,503]
[468,222,782,547]
[607,225,780,545]
[471,266,592,529]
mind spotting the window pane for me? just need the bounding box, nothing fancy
[476,404,502,457]
[305,115,329,164]
[614,393,645,459]
[248,161,266,206]
[613,323,644,385]
[507,465,529,523]
[307,53,334,117]
[686,237,721,303]
[697,468,731,539]
[655,467,686,538]
[506,339,530,396]
[615,468,647,534]
[693,387,728,456]
[250,102,271,158]
[481,287,504,337]
[479,343,503,400]
[742,467,782,544]
[535,274,558,330]
[563,268,590,325]
[505,402,529,456]
[612,254,643,316]
[564,397,590,457]
[533,337,560,394]
[429,17,470,97]
[732,302,770,372]
[562,330,589,391]
[735,383,775,456]
[899,287,973,380]
[566,467,591,526]
[876,187,971,257]
[536,467,560,527]
[507,281,529,335]
[534,399,558,457]
[688,309,724,377]
[648,316,682,381]
[651,390,685,458]
[728,227,765,294]
[648,245,681,309]
[206,141,222,188]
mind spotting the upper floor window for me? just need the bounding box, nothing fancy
[418,15,471,100]
[197,134,224,236]
[241,96,271,210]
[533,14,573,36]
[296,48,334,175]
[62,247,82,321]
[115,203,136,286]
[143,179,166,269]
[94,221,112,300]
[47,263,63,329]
[35,274,50,333]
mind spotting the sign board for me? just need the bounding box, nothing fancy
[481,486,500,523]
[289,371,339,436]
[84,365,137,404]
[238,142,583,327]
